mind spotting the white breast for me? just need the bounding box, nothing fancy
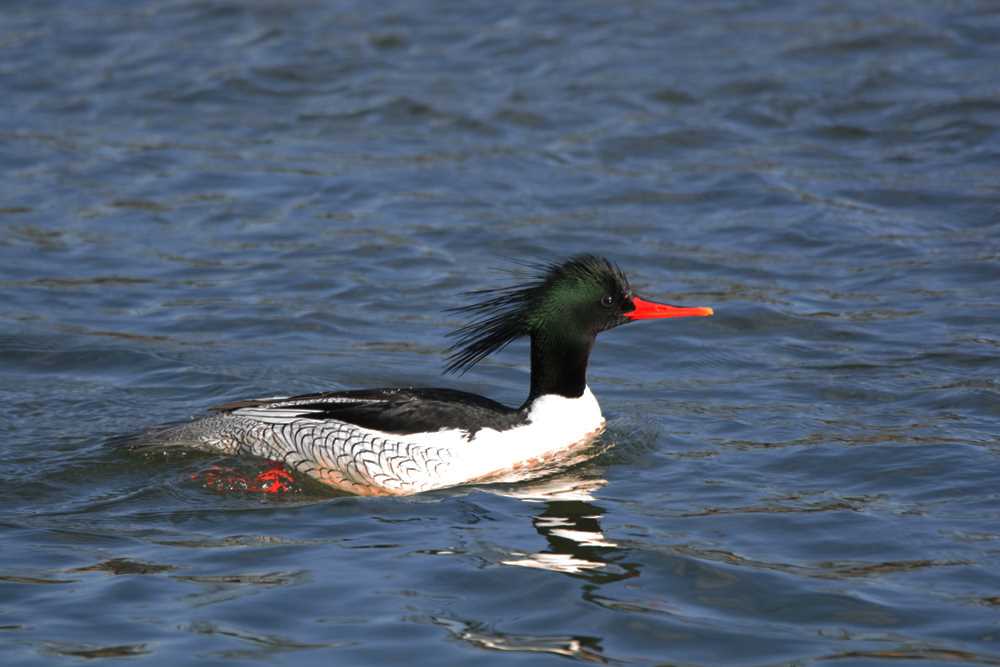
[401,386,605,488]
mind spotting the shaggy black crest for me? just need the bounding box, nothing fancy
[444,255,630,375]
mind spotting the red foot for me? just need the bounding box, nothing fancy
[192,461,296,494]
[255,464,294,494]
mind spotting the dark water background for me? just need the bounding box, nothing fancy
[2,1,999,664]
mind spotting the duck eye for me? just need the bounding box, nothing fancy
[600,294,615,307]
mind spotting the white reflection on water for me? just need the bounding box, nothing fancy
[488,474,621,574]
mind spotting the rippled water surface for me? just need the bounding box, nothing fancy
[3,1,1000,664]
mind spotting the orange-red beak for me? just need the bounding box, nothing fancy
[624,295,714,321]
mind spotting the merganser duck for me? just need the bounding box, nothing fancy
[156,255,713,496]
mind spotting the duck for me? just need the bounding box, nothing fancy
[155,255,713,495]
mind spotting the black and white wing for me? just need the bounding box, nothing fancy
[211,388,524,436]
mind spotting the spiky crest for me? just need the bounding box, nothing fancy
[444,255,630,375]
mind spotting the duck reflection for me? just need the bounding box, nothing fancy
[433,614,609,663]
[489,474,640,583]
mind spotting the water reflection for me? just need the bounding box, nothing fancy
[426,475,638,663]
[490,476,640,583]
[432,616,609,664]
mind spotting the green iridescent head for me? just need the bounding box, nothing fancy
[445,255,633,374]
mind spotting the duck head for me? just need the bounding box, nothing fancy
[446,255,713,400]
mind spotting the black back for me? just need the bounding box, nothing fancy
[213,388,528,436]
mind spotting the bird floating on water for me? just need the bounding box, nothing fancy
[154,255,713,495]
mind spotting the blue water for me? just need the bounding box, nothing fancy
[2,1,999,664]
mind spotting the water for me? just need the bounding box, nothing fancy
[2,1,999,664]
